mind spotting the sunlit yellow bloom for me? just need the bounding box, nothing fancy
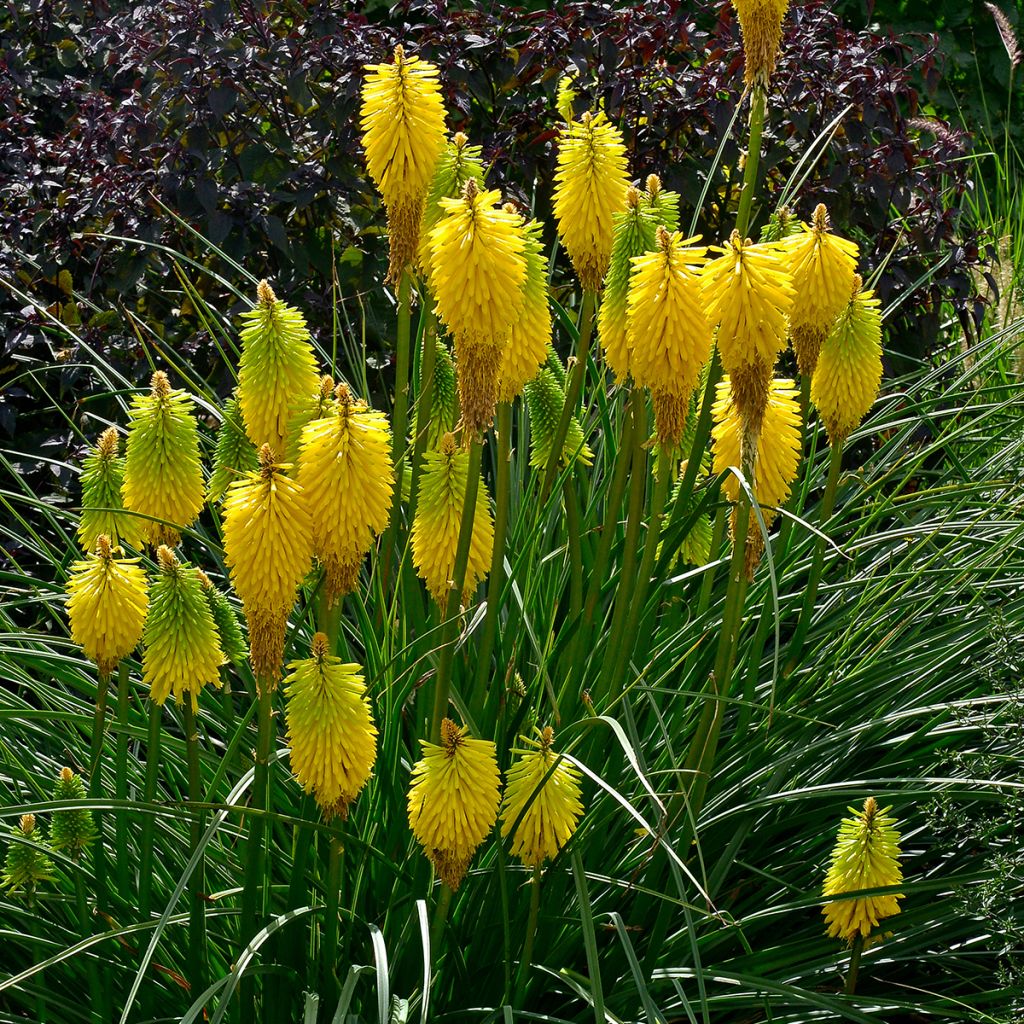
[284,633,377,820]
[732,0,791,86]
[78,427,144,552]
[823,797,904,943]
[407,718,501,889]
[418,132,485,274]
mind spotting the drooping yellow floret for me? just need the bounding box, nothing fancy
[732,0,791,86]
[361,45,447,280]
[66,534,149,676]
[142,546,224,711]
[711,376,802,516]
[812,281,883,445]
[121,371,205,547]
[500,727,584,868]
[429,181,528,432]
[78,427,144,551]
[411,433,494,605]
[298,384,394,602]
[783,204,859,377]
[823,797,904,943]
[626,228,712,444]
[222,445,313,687]
[284,633,377,820]
[407,717,501,889]
[552,111,630,291]
[236,281,321,458]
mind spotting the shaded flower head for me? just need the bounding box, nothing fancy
[49,767,97,860]
[196,569,249,669]
[78,427,144,552]
[2,815,54,897]
[208,396,259,503]
[524,363,593,470]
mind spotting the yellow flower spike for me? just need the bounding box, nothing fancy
[428,180,528,433]
[783,204,860,377]
[66,534,149,676]
[222,444,314,688]
[498,212,553,403]
[411,433,494,605]
[284,632,377,820]
[555,73,578,123]
[626,227,713,445]
[407,717,501,890]
[812,279,883,445]
[142,546,224,711]
[732,0,791,87]
[823,797,904,943]
[500,727,584,868]
[553,110,630,291]
[121,371,205,547]
[78,426,144,552]
[711,376,802,519]
[236,280,320,458]
[298,383,395,602]
[361,44,448,281]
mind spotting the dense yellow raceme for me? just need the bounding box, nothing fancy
[626,228,713,445]
[284,633,377,819]
[500,727,584,868]
[361,45,447,279]
[222,445,313,687]
[732,0,791,86]
[407,718,501,889]
[122,371,205,547]
[66,535,149,676]
[411,433,494,605]
[298,385,394,602]
[552,111,630,291]
[812,281,883,445]
[823,797,904,943]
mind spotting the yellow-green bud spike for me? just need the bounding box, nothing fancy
[196,569,248,668]
[78,426,144,551]
[2,814,55,897]
[208,396,259,503]
[50,767,97,860]
[524,363,593,470]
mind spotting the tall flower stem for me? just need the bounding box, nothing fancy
[321,835,344,1006]
[429,881,454,951]
[138,702,161,917]
[430,437,483,742]
[845,934,865,995]
[88,670,111,1024]
[182,702,207,996]
[408,313,439,524]
[474,403,512,694]
[541,290,596,499]
[735,85,766,240]
[114,662,130,899]
[514,867,543,1007]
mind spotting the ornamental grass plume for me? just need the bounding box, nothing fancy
[428,180,527,434]
[298,383,394,602]
[552,110,630,291]
[812,278,883,445]
[77,427,143,551]
[222,444,313,686]
[284,633,377,819]
[626,228,712,446]
[49,767,96,860]
[524,364,593,470]
[236,280,320,458]
[208,397,258,503]
[783,204,859,378]
[122,371,205,547]
[407,717,501,889]
[143,546,225,711]
[361,44,447,281]
[823,797,904,943]
[2,815,54,897]
[418,132,485,274]
[197,569,249,668]
[411,432,494,604]
[732,0,791,87]
[500,727,584,868]
[66,534,149,676]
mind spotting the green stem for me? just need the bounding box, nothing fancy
[115,663,130,900]
[474,403,512,695]
[139,702,161,918]
[183,702,207,996]
[409,314,439,524]
[563,477,584,626]
[845,933,865,995]
[514,867,543,1007]
[735,85,767,240]
[75,869,102,1020]
[430,438,484,742]
[541,291,596,499]
[87,670,111,1024]
[321,835,344,1007]
[429,883,454,952]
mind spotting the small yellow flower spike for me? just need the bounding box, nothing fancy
[626,228,713,445]
[78,427,144,552]
[711,376,801,518]
[429,180,528,434]
[823,797,904,943]
[222,444,313,687]
[284,632,377,820]
[500,727,584,868]
[553,111,630,291]
[361,45,448,281]
[732,0,791,87]
[407,718,501,890]
[411,433,494,605]
[298,384,394,603]
[783,204,860,377]
[122,371,205,547]
[812,279,883,445]
[66,534,149,676]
